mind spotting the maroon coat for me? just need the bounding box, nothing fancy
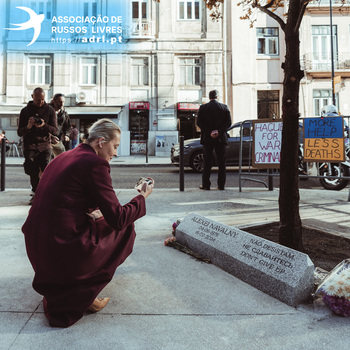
[22,143,146,327]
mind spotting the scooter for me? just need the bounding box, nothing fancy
[299,140,350,191]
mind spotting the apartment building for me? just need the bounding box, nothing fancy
[0,0,224,156]
[300,0,350,117]
[229,0,350,123]
[229,3,285,122]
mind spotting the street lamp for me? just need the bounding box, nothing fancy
[330,0,336,106]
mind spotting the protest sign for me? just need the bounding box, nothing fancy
[303,117,345,162]
[252,119,283,168]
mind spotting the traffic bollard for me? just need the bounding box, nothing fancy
[179,136,184,191]
[1,138,6,191]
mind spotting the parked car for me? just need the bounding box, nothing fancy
[171,118,350,191]
[170,121,253,172]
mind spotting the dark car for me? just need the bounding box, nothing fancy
[170,121,253,172]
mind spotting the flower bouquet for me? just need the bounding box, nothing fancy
[164,220,211,263]
[314,259,350,316]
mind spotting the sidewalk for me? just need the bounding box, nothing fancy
[2,154,172,167]
[1,186,350,349]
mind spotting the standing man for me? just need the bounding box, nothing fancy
[18,87,57,203]
[49,93,71,156]
[69,122,79,149]
[197,90,231,190]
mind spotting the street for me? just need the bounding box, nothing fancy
[3,164,327,191]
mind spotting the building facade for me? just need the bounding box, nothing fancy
[0,0,225,156]
[2,1,348,155]
[229,3,285,122]
[229,0,350,123]
[300,0,350,118]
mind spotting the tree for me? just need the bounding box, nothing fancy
[154,0,343,251]
[207,0,308,250]
[205,0,344,250]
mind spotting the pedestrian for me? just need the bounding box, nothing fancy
[0,130,10,153]
[22,118,154,328]
[69,122,78,149]
[197,90,232,190]
[17,87,57,203]
[49,93,70,156]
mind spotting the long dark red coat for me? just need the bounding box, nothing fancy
[22,143,146,327]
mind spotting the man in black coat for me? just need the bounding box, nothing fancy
[197,90,232,190]
[17,87,57,199]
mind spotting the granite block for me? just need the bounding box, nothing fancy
[175,213,314,306]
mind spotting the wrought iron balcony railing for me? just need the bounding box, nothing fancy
[302,52,350,71]
[126,20,155,39]
[308,0,350,5]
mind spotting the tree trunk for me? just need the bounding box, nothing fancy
[278,8,305,251]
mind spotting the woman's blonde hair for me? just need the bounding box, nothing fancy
[86,118,121,143]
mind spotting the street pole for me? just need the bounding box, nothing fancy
[1,138,6,191]
[330,0,336,106]
[179,136,184,191]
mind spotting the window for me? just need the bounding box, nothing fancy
[178,0,200,20]
[132,0,147,21]
[257,28,279,55]
[83,1,97,17]
[30,1,52,20]
[312,25,337,70]
[10,117,18,127]
[28,57,51,85]
[83,1,97,32]
[131,0,151,36]
[257,90,280,119]
[179,58,202,86]
[231,123,252,139]
[81,58,97,85]
[131,58,149,85]
[313,89,338,117]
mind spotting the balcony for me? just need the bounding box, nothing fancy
[125,20,155,40]
[302,52,350,78]
[307,0,350,13]
[309,0,350,4]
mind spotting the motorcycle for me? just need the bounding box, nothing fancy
[298,139,350,191]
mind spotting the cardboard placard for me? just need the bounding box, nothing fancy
[303,117,345,162]
[252,119,282,169]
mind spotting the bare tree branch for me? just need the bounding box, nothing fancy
[294,0,311,33]
[262,0,277,8]
[252,2,286,31]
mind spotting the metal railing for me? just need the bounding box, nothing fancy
[308,0,350,5]
[127,20,155,38]
[238,117,350,199]
[1,138,6,191]
[238,120,277,192]
[302,52,350,71]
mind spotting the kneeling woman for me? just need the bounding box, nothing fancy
[22,118,154,327]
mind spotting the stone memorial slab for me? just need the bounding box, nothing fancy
[175,213,314,306]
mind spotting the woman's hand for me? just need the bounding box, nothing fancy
[139,177,154,199]
[86,209,103,221]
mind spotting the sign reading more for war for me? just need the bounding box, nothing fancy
[252,119,283,168]
[303,117,345,162]
[176,213,314,306]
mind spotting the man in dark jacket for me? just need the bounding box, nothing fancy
[49,93,71,156]
[18,87,57,200]
[197,90,232,190]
